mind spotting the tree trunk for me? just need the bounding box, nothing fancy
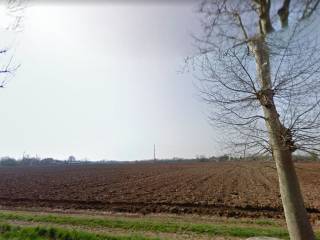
[273,148,315,239]
[252,36,315,240]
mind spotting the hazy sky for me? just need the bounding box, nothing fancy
[0,1,219,161]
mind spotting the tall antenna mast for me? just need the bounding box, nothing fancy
[153,144,156,161]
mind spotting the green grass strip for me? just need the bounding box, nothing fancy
[0,211,295,239]
[232,218,279,227]
[0,223,159,240]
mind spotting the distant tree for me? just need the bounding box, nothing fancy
[217,154,229,162]
[195,154,208,162]
[21,155,40,166]
[0,157,17,166]
[193,0,320,239]
[41,158,55,164]
[68,155,76,163]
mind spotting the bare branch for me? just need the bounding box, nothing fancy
[278,0,291,28]
[301,0,320,20]
[253,0,274,34]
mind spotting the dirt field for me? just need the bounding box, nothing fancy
[0,161,319,219]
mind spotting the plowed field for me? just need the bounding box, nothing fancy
[0,161,319,219]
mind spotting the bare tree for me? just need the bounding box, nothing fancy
[193,0,320,239]
[6,0,27,32]
[0,0,27,87]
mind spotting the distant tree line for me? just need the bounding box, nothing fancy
[0,155,89,167]
[148,153,319,163]
[0,153,318,167]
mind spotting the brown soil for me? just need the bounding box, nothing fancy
[0,161,319,219]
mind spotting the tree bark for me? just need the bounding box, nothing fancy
[254,0,274,34]
[252,37,315,240]
[278,0,290,28]
[273,148,315,239]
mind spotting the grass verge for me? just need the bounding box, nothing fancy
[0,223,159,240]
[0,211,295,239]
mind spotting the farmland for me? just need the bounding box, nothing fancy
[0,161,319,220]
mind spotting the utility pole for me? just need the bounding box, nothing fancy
[153,144,156,161]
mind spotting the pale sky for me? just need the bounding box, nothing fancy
[0,1,219,161]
